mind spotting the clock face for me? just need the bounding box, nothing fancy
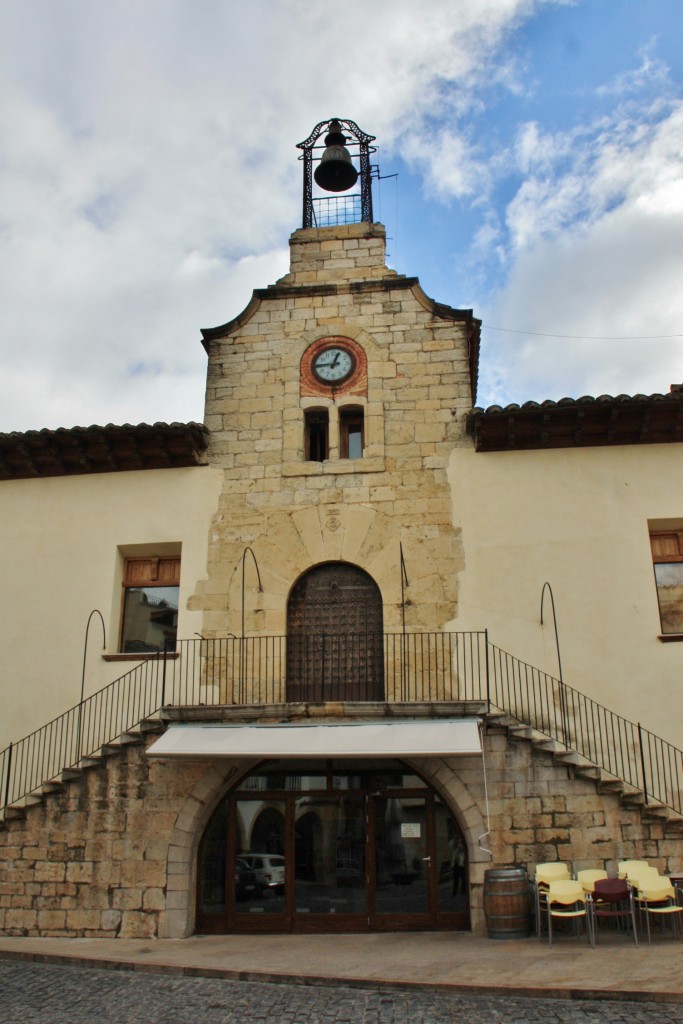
[312,346,355,383]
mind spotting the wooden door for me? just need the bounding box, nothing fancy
[287,563,384,701]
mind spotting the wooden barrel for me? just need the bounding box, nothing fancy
[483,866,531,940]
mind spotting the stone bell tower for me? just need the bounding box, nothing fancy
[194,119,480,651]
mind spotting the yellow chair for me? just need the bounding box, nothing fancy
[533,863,572,939]
[546,880,594,947]
[617,859,650,879]
[535,863,571,887]
[638,879,683,942]
[576,868,608,894]
[627,866,662,892]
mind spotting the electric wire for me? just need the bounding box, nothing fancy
[485,326,683,340]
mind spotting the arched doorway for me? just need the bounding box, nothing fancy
[196,760,470,934]
[286,563,384,701]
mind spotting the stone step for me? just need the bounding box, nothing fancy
[575,765,601,781]
[1,805,27,821]
[119,731,146,746]
[640,800,671,820]
[533,737,564,754]
[41,780,65,795]
[507,725,533,741]
[139,717,164,734]
[80,755,104,769]
[101,742,126,757]
[485,711,518,728]
[620,788,646,807]
[597,776,624,795]
[554,750,582,766]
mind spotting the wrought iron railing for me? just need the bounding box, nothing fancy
[488,644,683,816]
[1,632,681,819]
[311,194,362,227]
[1,657,163,810]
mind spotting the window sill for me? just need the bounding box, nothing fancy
[657,634,683,643]
[283,455,385,477]
[102,653,180,662]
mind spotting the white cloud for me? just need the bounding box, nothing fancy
[0,0,563,431]
[481,101,683,405]
[596,40,669,97]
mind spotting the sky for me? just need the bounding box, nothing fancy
[1,0,682,432]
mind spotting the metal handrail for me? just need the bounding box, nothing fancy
[1,632,681,819]
[487,643,683,815]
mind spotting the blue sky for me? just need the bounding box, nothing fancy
[0,0,682,430]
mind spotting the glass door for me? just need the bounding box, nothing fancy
[368,792,470,930]
[292,793,367,926]
[196,762,470,934]
[370,794,432,926]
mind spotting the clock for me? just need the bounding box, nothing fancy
[312,346,355,384]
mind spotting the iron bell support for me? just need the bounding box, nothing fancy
[297,117,376,229]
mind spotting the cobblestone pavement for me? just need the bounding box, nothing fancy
[1,959,681,1024]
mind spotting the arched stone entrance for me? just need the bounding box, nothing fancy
[195,759,470,934]
[286,563,384,701]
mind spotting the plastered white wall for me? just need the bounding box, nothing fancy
[448,443,683,747]
[0,465,223,750]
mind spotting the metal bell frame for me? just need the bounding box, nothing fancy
[297,118,376,229]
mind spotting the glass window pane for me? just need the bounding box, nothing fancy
[198,801,227,916]
[294,795,366,915]
[121,585,178,652]
[373,796,429,915]
[340,409,364,460]
[435,800,468,914]
[235,799,286,916]
[347,425,363,459]
[654,563,683,634]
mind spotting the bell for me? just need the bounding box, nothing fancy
[314,120,359,193]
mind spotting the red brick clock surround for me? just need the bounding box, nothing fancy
[300,337,368,398]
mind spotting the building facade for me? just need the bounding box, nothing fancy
[1,123,682,940]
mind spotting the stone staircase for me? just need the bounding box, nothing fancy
[0,716,165,826]
[3,707,682,842]
[486,711,683,836]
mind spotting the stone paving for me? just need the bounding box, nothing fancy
[1,960,682,1024]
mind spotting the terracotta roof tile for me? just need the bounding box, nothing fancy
[467,390,683,452]
[0,422,209,480]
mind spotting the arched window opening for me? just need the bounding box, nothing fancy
[195,761,470,934]
[304,409,329,461]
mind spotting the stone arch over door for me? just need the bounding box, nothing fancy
[286,562,384,701]
[159,753,490,938]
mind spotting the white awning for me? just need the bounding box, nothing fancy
[146,719,482,759]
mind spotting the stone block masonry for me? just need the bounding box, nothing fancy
[196,222,480,643]
[1,723,680,938]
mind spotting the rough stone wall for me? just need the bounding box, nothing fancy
[0,746,209,939]
[193,223,475,644]
[2,729,681,938]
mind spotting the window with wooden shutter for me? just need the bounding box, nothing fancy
[120,556,180,653]
[650,531,683,636]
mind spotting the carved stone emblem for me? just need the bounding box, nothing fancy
[325,507,341,532]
